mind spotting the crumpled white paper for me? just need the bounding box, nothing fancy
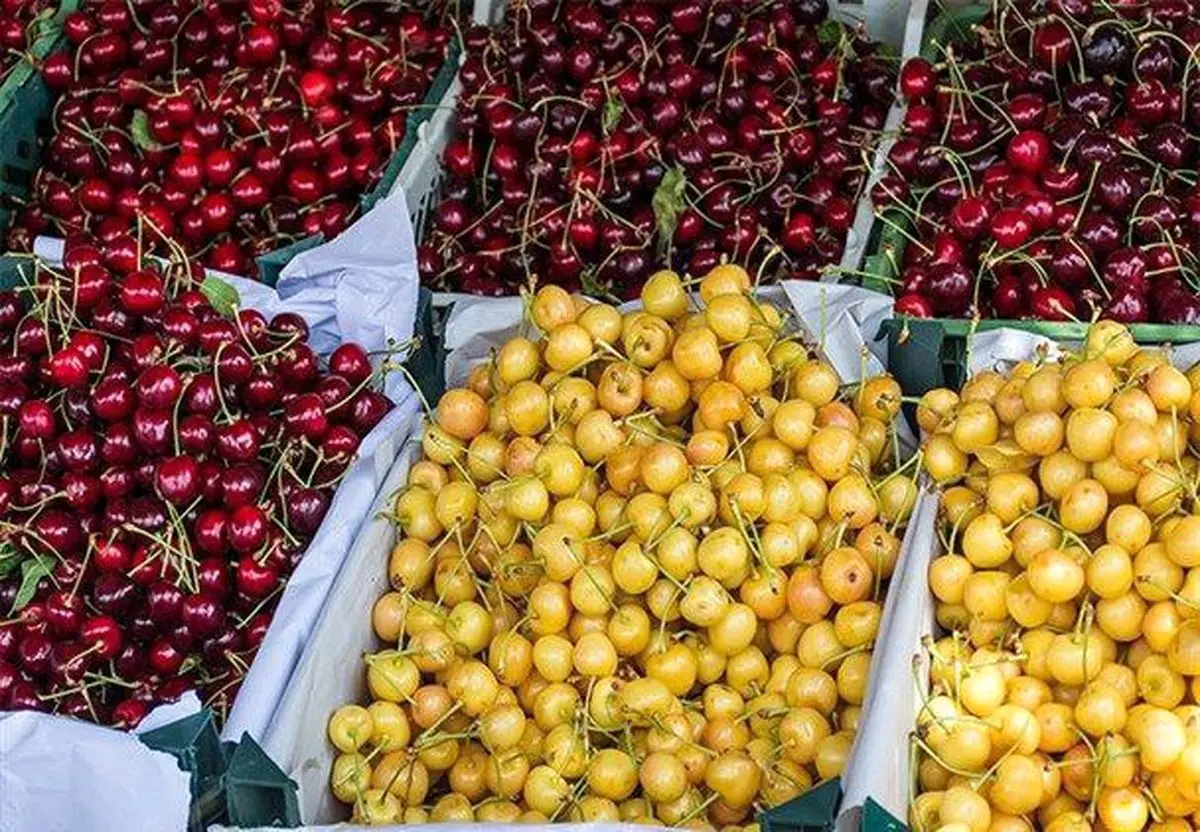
[10,188,422,830]
[261,283,907,829]
[780,280,894,383]
[0,709,193,832]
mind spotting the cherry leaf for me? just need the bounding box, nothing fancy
[130,110,164,153]
[652,165,688,258]
[201,275,241,318]
[12,555,53,613]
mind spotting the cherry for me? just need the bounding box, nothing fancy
[284,393,329,441]
[289,487,330,535]
[990,208,1032,249]
[44,591,84,638]
[155,455,200,505]
[349,391,392,433]
[17,633,53,677]
[236,556,278,598]
[228,505,268,554]
[181,594,224,639]
[148,637,185,675]
[135,365,183,408]
[328,344,372,386]
[899,58,936,101]
[216,420,261,463]
[1030,286,1076,321]
[120,270,166,315]
[193,509,228,555]
[94,539,132,572]
[111,698,149,729]
[80,616,123,660]
[18,400,56,439]
[949,196,992,241]
[1006,130,1051,175]
[222,464,265,509]
[195,557,230,597]
[926,262,973,316]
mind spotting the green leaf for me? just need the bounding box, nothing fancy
[602,94,624,135]
[651,165,688,258]
[875,42,900,60]
[0,543,21,579]
[817,19,844,46]
[130,110,164,153]
[12,555,53,613]
[201,275,240,317]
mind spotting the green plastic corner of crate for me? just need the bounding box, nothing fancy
[254,235,325,286]
[360,38,462,214]
[222,733,301,828]
[760,779,842,832]
[0,59,57,232]
[138,709,229,787]
[861,799,907,832]
[879,317,953,398]
[920,3,989,60]
[406,287,446,404]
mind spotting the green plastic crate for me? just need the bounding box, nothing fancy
[880,317,1200,397]
[0,0,79,233]
[860,3,1200,395]
[255,39,462,285]
[408,286,446,404]
[137,711,300,830]
[221,734,301,828]
[760,779,843,832]
[138,710,233,832]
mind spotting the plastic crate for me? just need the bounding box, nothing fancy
[760,778,843,832]
[881,316,1200,397]
[854,2,1200,395]
[401,0,926,293]
[0,0,80,234]
[254,37,464,285]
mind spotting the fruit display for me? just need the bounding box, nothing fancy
[910,321,1200,832]
[873,4,1200,323]
[323,270,920,825]
[417,0,897,297]
[3,0,459,278]
[0,1,57,83]
[0,233,394,728]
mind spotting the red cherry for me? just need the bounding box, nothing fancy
[120,270,166,315]
[299,70,335,107]
[80,616,123,659]
[782,212,816,252]
[899,58,936,101]
[990,208,1033,249]
[1006,130,1051,175]
[48,348,90,388]
[228,505,268,554]
[236,556,278,598]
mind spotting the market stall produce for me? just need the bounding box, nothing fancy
[3,0,460,279]
[870,2,1200,323]
[0,232,397,729]
[309,271,919,825]
[417,0,898,297]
